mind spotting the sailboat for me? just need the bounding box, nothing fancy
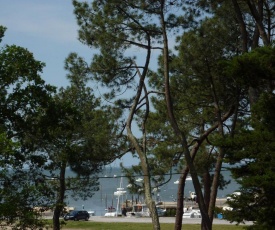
[104,194,116,212]
[104,176,126,217]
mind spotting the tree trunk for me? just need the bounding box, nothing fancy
[145,190,159,230]
[246,0,270,45]
[174,169,189,230]
[127,128,160,230]
[160,3,211,228]
[202,171,211,230]
[232,0,270,107]
[231,0,248,53]
[203,171,211,211]
[53,206,62,230]
[139,151,160,230]
[141,152,160,230]
[53,163,66,230]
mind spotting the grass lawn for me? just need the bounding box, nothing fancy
[45,221,247,230]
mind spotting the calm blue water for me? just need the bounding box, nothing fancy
[65,167,239,216]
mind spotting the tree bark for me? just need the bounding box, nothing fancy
[231,0,248,53]
[174,168,188,230]
[126,35,160,229]
[127,130,160,230]
[203,171,211,212]
[53,163,66,230]
[246,0,270,45]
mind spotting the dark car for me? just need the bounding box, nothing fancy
[64,210,90,221]
[156,207,166,217]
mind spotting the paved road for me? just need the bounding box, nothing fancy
[86,216,253,225]
[44,213,252,226]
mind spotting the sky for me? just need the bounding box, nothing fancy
[0,1,89,87]
[0,0,139,167]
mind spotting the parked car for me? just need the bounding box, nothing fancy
[64,210,90,221]
[156,206,166,217]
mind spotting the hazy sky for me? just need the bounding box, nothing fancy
[0,1,90,87]
[0,0,139,167]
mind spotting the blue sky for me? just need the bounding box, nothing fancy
[0,0,139,167]
[0,1,160,87]
[0,1,90,87]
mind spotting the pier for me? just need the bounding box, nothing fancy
[40,198,228,218]
[159,198,226,208]
[156,198,227,216]
[158,198,227,209]
[122,198,228,217]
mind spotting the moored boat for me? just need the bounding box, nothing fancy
[183,207,201,218]
[127,203,150,217]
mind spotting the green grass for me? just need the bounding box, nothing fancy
[43,221,247,230]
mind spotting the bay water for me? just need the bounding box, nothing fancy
[65,167,239,216]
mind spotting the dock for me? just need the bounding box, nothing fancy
[156,198,227,216]
[158,198,227,209]
[39,198,228,218]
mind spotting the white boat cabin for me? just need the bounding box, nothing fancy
[128,204,150,217]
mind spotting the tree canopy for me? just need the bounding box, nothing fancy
[223,47,275,229]
[0,27,125,230]
[1,0,275,229]
[0,26,57,228]
[70,1,275,230]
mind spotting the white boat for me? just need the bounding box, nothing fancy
[127,204,150,217]
[104,177,126,217]
[104,212,117,217]
[183,207,201,218]
[186,176,192,181]
[114,190,126,196]
[104,211,117,217]
[152,187,160,193]
[222,206,233,211]
[88,210,95,216]
[226,191,241,201]
[127,204,166,217]
[104,206,116,216]
[136,178,143,182]
[183,210,201,218]
[174,176,192,184]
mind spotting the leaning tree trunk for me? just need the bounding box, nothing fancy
[160,3,212,229]
[127,95,160,230]
[143,165,159,230]
[127,131,160,230]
